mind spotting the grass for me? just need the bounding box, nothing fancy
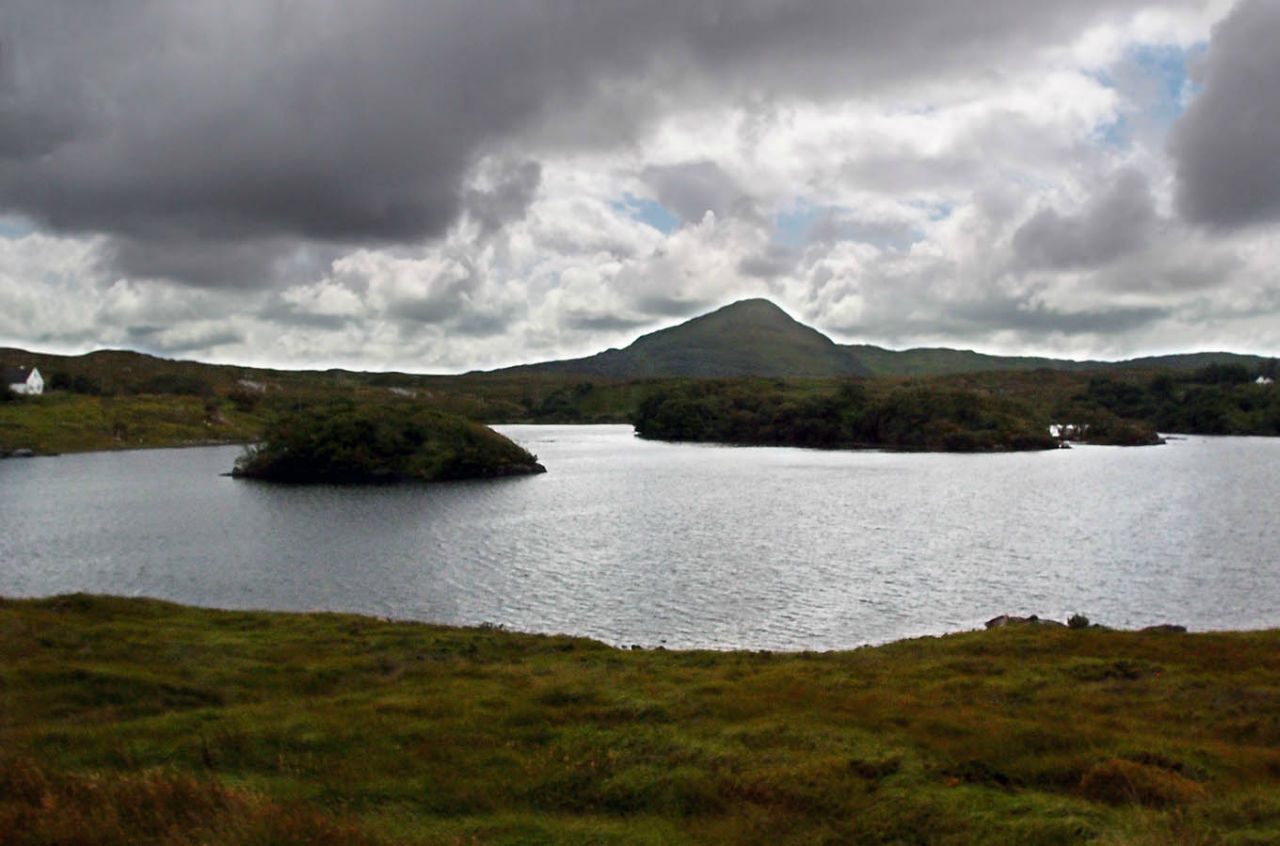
[3,595,1280,843]
[0,393,261,454]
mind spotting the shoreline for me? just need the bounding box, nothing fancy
[2,592,1264,651]
[5,592,1280,843]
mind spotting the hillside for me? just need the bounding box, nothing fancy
[4,301,1270,392]
[3,301,1276,455]
[847,344,1270,377]
[490,300,1269,379]
[4,594,1280,844]
[497,299,870,380]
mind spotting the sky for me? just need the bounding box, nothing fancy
[2,0,1279,373]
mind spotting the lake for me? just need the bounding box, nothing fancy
[2,425,1277,650]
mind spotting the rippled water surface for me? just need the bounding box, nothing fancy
[3,426,1277,649]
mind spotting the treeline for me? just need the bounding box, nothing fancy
[1066,363,1280,437]
[634,379,1062,452]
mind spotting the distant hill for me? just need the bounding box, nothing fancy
[494,298,1270,379]
[845,344,1270,376]
[495,299,871,379]
[4,299,1273,391]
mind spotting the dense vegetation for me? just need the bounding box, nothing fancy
[3,594,1279,844]
[231,402,544,483]
[1065,364,1280,437]
[2,315,1276,457]
[635,378,1063,451]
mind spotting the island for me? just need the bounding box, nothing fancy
[230,401,545,482]
[634,378,1071,451]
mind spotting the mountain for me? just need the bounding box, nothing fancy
[5,300,1272,391]
[496,298,1270,380]
[497,298,871,379]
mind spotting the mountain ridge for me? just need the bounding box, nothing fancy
[4,299,1272,385]
[494,298,870,380]
[492,298,1270,379]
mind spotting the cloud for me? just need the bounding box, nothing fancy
[641,161,749,224]
[1013,168,1157,268]
[1170,0,1280,227]
[463,161,544,237]
[1,3,1173,271]
[3,0,1277,369]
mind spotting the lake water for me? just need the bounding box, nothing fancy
[2,426,1277,650]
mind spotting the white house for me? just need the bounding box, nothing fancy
[4,366,44,395]
[1257,375,1274,385]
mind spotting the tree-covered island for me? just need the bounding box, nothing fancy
[230,401,545,482]
[634,379,1080,451]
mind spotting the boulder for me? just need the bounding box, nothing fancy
[984,614,1065,629]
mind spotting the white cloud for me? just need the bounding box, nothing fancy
[2,0,1276,369]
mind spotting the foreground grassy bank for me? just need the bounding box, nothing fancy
[3,596,1279,844]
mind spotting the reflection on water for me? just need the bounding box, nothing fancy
[2,427,1278,649]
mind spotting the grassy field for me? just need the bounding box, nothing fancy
[2,595,1279,844]
[0,393,262,454]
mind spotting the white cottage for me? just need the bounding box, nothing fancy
[4,366,44,395]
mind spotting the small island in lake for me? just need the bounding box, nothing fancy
[230,401,545,483]
[634,378,1071,451]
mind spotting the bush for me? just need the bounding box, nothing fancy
[1080,758,1206,808]
[1068,613,1090,629]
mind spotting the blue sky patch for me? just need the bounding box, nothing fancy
[0,217,37,240]
[1092,42,1206,148]
[773,203,827,248]
[773,201,924,251]
[611,194,681,234]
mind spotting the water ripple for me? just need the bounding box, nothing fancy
[2,429,1279,649]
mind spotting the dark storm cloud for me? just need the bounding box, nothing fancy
[957,298,1168,335]
[0,0,1166,290]
[1170,0,1280,227]
[103,236,342,290]
[641,161,747,224]
[463,161,543,237]
[738,244,799,279]
[837,297,1168,341]
[565,312,653,332]
[257,299,353,331]
[1013,168,1156,269]
[126,323,246,353]
[633,293,715,319]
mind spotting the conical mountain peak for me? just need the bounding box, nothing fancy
[500,299,868,379]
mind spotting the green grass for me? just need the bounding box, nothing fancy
[0,393,262,454]
[3,595,1279,843]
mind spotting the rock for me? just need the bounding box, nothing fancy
[1139,624,1187,634]
[984,614,1065,629]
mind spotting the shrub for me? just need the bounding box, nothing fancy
[1068,613,1090,629]
[1080,758,1206,808]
